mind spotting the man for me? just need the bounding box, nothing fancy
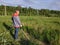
[12,10,22,39]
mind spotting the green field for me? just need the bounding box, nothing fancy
[0,16,60,45]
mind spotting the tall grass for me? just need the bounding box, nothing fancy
[0,16,60,45]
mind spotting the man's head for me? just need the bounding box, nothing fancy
[15,10,19,15]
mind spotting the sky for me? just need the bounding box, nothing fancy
[0,0,60,10]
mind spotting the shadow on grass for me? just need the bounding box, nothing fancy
[23,26,50,45]
[3,22,15,39]
[52,21,60,25]
[20,39,30,45]
[20,26,60,45]
[20,38,36,45]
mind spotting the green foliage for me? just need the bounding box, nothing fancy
[0,16,60,45]
[0,5,60,17]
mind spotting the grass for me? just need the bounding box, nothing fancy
[0,16,60,45]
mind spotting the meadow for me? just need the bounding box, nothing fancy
[0,16,60,45]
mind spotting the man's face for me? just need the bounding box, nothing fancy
[16,11,19,15]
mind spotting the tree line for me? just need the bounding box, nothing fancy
[0,5,60,17]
